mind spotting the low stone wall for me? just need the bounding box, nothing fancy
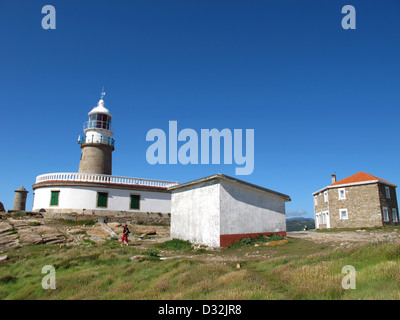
[43,210,170,225]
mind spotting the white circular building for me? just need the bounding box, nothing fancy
[32,92,178,216]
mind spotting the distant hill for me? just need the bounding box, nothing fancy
[286,217,315,231]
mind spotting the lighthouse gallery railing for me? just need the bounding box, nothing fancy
[35,173,179,189]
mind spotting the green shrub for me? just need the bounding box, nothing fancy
[146,248,160,257]
[159,239,192,251]
[229,234,285,248]
[83,239,97,245]
[28,222,41,226]
[59,219,96,226]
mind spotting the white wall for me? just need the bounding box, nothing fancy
[170,177,288,247]
[32,185,171,213]
[219,179,286,235]
[170,180,221,247]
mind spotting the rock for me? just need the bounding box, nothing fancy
[100,223,118,238]
[130,255,146,261]
[107,222,121,229]
[8,219,31,229]
[86,227,110,238]
[89,236,106,244]
[68,228,86,235]
[134,226,157,235]
[18,229,43,244]
[0,234,19,250]
[140,230,157,236]
[0,255,7,262]
[34,226,67,244]
[0,222,14,234]
[42,234,66,244]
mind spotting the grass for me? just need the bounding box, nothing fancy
[227,234,284,249]
[28,222,41,227]
[158,239,193,251]
[1,239,400,299]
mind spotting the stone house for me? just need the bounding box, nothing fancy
[312,172,399,229]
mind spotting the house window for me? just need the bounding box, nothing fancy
[338,188,346,200]
[50,191,60,206]
[393,208,398,223]
[314,196,318,206]
[385,186,391,199]
[324,191,328,202]
[130,194,140,210]
[383,207,389,222]
[339,209,348,220]
[97,192,108,208]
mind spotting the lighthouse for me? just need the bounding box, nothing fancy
[78,90,115,175]
[32,90,178,216]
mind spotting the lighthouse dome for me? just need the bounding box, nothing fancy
[88,98,113,118]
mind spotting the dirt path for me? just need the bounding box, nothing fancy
[287,229,400,245]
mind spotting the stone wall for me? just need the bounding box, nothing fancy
[43,211,170,225]
[314,191,329,213]
[327,183,383,228]
[378,184,399,225]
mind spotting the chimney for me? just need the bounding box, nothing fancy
[331,174,337,184]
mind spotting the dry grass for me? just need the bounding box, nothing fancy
[1,239,400,299]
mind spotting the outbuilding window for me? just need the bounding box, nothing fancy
[97,192,108,208]
[130,194,140,210]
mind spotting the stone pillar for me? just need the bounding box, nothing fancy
[13,186,28,211]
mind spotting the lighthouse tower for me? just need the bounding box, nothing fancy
[78,90,115,175]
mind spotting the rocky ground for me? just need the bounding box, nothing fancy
[0,215,170,253]
[287,229,400,246]
[2,214,400,256]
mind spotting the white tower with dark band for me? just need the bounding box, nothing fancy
[78,90,115,175]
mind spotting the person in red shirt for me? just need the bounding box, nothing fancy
[121,224,130,247]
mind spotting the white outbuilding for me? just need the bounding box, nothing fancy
[169,174,291,247]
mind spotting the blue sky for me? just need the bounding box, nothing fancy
[0,0,399,218]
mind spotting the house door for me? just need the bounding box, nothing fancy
[325,211,330,229]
